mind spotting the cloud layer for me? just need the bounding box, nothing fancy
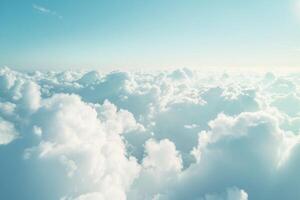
[0,67,300,200]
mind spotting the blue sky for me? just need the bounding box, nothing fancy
[1,0,300,70]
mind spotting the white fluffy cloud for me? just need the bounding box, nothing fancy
[0,118,18,145]
[165,111,300,199]
[129,139,182,199]
[24,93,141,200]
[142,139,182,173]
[1,67,300,200]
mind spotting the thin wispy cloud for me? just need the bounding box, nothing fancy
[32,4,62,19]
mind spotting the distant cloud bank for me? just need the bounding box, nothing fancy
[1,67,300,199]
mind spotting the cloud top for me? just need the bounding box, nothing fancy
[1,67,300,199]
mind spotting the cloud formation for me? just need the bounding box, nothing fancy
[33,4,62,19]
[1,67,300,199]
[0,118,18,145]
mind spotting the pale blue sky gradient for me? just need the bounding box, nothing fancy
[1,0,300,70]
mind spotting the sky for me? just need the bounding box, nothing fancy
[2,2,300,199]
[1,0,300,71]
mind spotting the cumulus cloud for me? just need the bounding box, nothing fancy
[0,118,18,145]
[24,93,141,200]
[165,111,300,200]
[19,81,41,112]
[1,67,300,199]
[142,139,182,173]
[129,139,182,199]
